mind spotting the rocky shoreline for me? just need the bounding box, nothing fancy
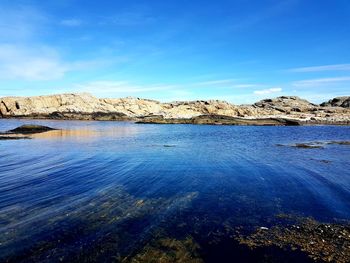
[136,115,302,126]
[1,93,349,126]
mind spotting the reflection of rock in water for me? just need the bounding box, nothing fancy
[236,215,350,263]
[31,126,141,140]
[129,237,203,263]
[0,187,198,262]
[0,135,31,140]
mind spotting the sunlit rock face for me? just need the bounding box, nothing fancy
[0,93,115,116]
[0,93,350,124]
[0,93,259,118]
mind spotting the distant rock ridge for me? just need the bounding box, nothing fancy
[1,93,349,125]
[320,96,350,108]
[254,96,318,112]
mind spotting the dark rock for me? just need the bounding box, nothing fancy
[321,96,350,108]
[137,115,301,126]
[327,141,350,145]
[0,135,31,140]
[8,125,56,134]
[291,107,302,112]
[254,96,316,110]
[294,143,323,149]
[277,141,350,149]
[310,158,332,164]
[276,142,324,149]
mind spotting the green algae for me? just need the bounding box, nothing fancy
[236,216,350,263]
[0,187,198,262]
[1,183,349,263]
[128,237,203,263]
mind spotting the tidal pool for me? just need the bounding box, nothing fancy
[0,119,349,262]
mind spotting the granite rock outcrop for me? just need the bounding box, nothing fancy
[1,93,349,125]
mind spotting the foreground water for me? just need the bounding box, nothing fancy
[0,119,349,262]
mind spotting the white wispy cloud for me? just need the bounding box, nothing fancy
[292,77,350,87]
[0,44,68,80]
[75,81,173,95]
[229,0,298,31]
[99,8,156,26]
[188,79,264,89]
[232,84,262,88]
[0,6,66,80]
[253,87,282,95]
[0,44,115,81]
[191,79,238,86]
[60,19,83,27]
[73,78,280,103]
[289,64,350,72]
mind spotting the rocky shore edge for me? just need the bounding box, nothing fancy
[1,93,349,126]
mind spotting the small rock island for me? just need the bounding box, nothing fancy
[0,125,56,140]
[8,125,56,134]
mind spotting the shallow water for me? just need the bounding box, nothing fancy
[0,119,349,262]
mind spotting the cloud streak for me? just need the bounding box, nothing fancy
[75,81,173,95]
[0,44,68,80]
[254,87,282,95]
[292,77,350,87]
[0,44,116,81]
[191,79,238,86]
[73,78,277,102]
[98,8,157,27]
[60,19,83,27]
[289,64,350,73]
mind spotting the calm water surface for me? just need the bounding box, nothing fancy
[0,119,349,262]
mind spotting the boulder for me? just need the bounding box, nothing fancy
[320,96,350,108]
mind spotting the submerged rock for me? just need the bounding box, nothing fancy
[310,159,332,164]
[327,141,350,145]
[277,141,350,149]
[129,237,203,263]
[293,143,324,149]
[236,217,350,263]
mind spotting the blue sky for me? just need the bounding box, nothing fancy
[0,0,349,104]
